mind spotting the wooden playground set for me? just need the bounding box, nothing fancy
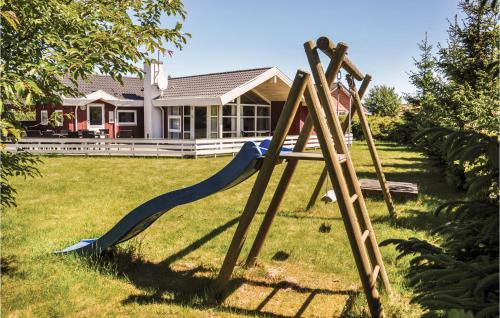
[59,35,419,318]
[212,36,418,318]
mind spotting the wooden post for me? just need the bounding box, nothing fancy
[305,166,328,210]
[213,70,310,295]
[306,74,372,210]
[244,43,348,268]
[304,40,385,317]
[348,81,397,219]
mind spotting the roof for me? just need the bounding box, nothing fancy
[154,67,292,106]
[61,66,292,107]
[161,67,273,99]
[62,75,144,100]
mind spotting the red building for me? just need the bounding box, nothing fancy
[31,65,355,139]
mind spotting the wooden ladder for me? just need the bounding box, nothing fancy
[306,38,398,219]
[213,38,391,318]
[302,40,391,318]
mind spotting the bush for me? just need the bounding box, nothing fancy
[350,115,409,143]
[382,128,499,317]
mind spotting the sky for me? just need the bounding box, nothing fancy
[160,0,461,98]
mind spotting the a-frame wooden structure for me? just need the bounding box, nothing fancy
[305,37,418,217]
[213,37,391,318]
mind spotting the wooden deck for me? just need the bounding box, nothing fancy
[4,135,320,158]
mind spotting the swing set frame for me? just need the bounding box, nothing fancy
[212,36,391,317]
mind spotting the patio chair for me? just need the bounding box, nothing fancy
[26,130,42,138]
[117,130,133,138]
[67,131,79,138]
[82,130,96,138]
[42,130,55,138]
[99,128,110,138]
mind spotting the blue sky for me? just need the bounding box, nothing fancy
[161,1,461,98]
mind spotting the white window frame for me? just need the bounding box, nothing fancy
[240,103,271,137]
[41,110,49,125]
[222,103,238,138]
[167,106,182,139]
[182,106,192,139]
[54,109,63,127]
[109,111,115,124]
[87,103,105,130]
[116,109,137,126]
[208,105,219,139]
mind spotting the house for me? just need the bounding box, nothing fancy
[33,63,354,139]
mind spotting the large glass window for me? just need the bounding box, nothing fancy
[183,106,191,139]
[168,106,181,139]
[209,105,218,138]
[222,104,238,137]
[88,105,104,128]
[240,104,271,137]
[117,110,137,126]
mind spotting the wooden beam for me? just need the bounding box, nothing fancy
[348,80,397,219]
[306,166,328,210]
[316,36,364,81]
[307,74,371,211]
[304,40,385,317]
[213,70,310,295]
[244,44,348,268]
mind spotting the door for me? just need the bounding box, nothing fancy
[87,104,104,130]
[194,107,207,138]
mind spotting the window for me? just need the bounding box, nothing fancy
[240,103,271,137]
[88,104,105,129]
[54,109,63,126]
[168,106,181,139]
[222,104,238,137]
[117,110,137,126]
[109,111,115,123]
[41,110,48,125]
[209,105,218,138]
[183,106,191,139]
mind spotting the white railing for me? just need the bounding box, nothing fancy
[3,134,352,158]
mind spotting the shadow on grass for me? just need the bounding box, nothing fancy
[81,216,361,317]
[372,209,452,233]
[1,255,26,279]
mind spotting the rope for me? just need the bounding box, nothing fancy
[346,74,356,148]
[336,71,342,117]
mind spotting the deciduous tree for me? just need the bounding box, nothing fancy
[1,0,190,207]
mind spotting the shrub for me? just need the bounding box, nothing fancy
[364,85,402,116]
[351,115,407,143]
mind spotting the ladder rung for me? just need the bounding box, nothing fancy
[361,229,370,242]
[279,152,346,162]
[371,265,380,283]
[350,194,358,203]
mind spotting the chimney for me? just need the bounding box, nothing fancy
[143,61,164,139]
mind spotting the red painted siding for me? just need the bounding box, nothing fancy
[270,102,307,135]
[270,90,351,136]
[115,107,144,138]
[34,103,144,138]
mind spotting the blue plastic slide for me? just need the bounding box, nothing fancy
[56,141,276,255]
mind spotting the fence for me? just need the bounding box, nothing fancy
[3,134,353,158]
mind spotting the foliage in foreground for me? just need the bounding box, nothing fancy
[382,128,499,317]
[0,0,189,207]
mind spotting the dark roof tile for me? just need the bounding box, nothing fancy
[162,67,273,98]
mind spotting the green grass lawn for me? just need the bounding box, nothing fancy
[2,141,459,317]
